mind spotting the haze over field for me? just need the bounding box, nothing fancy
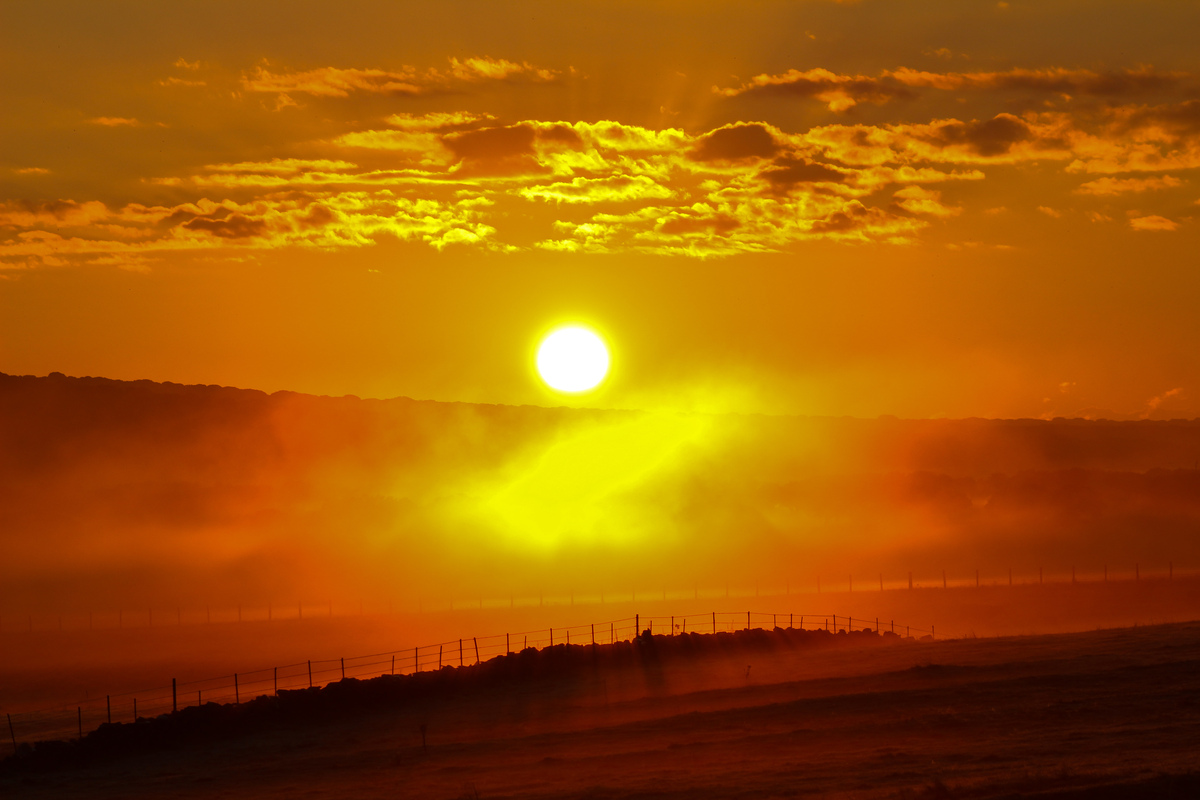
[3,372,1198,619]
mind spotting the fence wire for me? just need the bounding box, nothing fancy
[3,610,935,754]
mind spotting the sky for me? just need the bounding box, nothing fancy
[2,0,1199,419]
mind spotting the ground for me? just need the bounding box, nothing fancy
[4,621,1200,798]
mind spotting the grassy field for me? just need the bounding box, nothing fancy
[4,619,1199,798]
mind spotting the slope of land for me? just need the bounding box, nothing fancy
[4,622,1199,799]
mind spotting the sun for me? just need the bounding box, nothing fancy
[536,326,610,393]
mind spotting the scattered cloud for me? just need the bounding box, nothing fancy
[716,65,1187,111]
[174,58,201,70]
[1143,387,1184,418]
[1129,214,1178,231]
[14,167,50,175]
[894,185,961,217]
[242,56,561,99]
[87,117,140,126]
[11,76,1200,264]
[157,77,206,88]
[1075,175,1183,195]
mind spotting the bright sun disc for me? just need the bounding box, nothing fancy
[537,326,610,393]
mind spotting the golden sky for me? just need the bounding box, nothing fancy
[2,0,1198,419]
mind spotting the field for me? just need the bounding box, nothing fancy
[4,620,1199,799]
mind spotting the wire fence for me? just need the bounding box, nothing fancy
[2,610,934,755]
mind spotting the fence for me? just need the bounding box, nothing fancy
[2,610,935,755]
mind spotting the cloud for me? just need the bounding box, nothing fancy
[17,91,1200,264]
[0,192,510,268]
[174,58,201,70]
[242,66,424,97]
[714,67,910,112]
[88,117,140,126]
[385,111,497,132]
[690,123,781,161]
[14,167,50,175]
[716,65,1187,111]
[760,156,847,194]
[1064,100,1200,173]
[157,77,206,88]
[1075,175,1184,195]
[447,56,558,83]
[518,175,673,204]
[893,186,961,217]
[1143,387,1184,418]
[888,65,1184,95]
[242,56,560,99]
[1129,214,1178,231]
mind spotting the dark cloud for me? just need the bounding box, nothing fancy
[182,214,267,239]
[810,201,893,234]
[537,124,584,147]
[443,124,537,161]
[920,114,1034,157]
[691,124,779,162]
[1119,99,1200,138]
[761,156,846,193]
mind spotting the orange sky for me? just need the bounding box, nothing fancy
[2,0,1199,419]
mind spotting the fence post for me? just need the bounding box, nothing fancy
[671,616,674,635]
[550,628,553,646]
[235,673,240,704]
[635,615,638,636]
[473,637,480,664]
[875,618,879,633]
[790,613,793,629]
[712,612,716,633]
[133,698,137,720]
[77,707,82,740]
[592,623,595,645]
[746,611,750,630]
[439,645,442,668]
[308,660,312,687]
[392,655,395,675]
[107,695,111,724]
[8,713,15,750]
[611,622,614,643]
[172,678,177,713]
[274,667,278,695]
[506,633,510,655]
[932,625,935,640]
[415,646,420,672]
[341,657,345,679]
[459,639,463,666]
